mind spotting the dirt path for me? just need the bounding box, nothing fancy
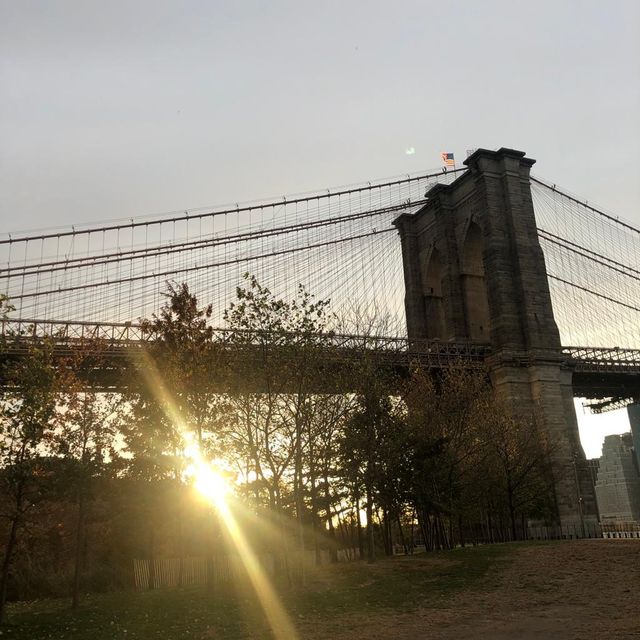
[305,540,640,639]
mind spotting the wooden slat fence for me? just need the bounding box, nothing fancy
[133,551,336,591]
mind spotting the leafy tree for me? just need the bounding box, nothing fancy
[223,274,333,580]
[119,282,229,588]
[52,339,119,608]
[0,339,57,622]
[340,358,398,562]
[0,295,13,321]
[479,404,555,539]
[304,392,357,563]
[122,282,227,479]
[400,367,556,547]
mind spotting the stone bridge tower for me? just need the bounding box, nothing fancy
[394,147,597,528]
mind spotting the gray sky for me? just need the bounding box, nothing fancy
[1,0,639,455]
[1,0,639,229]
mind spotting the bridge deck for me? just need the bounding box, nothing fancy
[1,319,638,402]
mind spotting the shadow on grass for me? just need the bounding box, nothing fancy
[4,542,535,640]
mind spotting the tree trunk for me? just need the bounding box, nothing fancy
[436,514,450,550]
[178,498,185,588]
[396,513,407,554]
[416,508,430,551]
[355,495,364,560]
[148,525,156,590]
[507,481,517,541]
[72,490,87,609]
[379,508,388,556]
[0,481,25,624]
[0,513,20,624]
[365,486,375,563]
[487,505,495,543]
[310,475,322,566]
[336,512,350,559]
[408,509,415,554]
[324,472,337,563]
[383,509,393,556]
[294,455,305,586]
[207,511,217,591]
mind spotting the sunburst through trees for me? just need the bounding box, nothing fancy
[0,276,556,631]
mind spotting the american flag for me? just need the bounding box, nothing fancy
[441,152,455,167]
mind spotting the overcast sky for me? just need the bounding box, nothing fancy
[1,0,638,455]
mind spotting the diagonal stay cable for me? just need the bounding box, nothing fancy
[7,228,396,301]
[538,230,640,280]
[531,176,639,234]
[0,202,416,277]
[546,274,640,312]
[0,169,464,245]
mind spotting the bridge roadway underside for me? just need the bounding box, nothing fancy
[571,371,639,402]
[1,339,638,403]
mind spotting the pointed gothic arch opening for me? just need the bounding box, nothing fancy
[461,222,490,341]
[421,247,446,339]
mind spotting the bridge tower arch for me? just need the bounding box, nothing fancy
[460,220,490,342]
[420,247,447,340]
[394,147,597,528]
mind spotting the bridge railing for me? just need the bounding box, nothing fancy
[1,319,639,373]
[562,346,640,373]
[0,318,150,344]
[0,318,490,367]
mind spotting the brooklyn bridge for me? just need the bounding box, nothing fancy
[1,147,639,528]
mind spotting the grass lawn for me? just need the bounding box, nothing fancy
[3,543,521,639]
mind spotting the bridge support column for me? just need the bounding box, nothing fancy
[397,224,428,340]
[487,359,596,528]
[394,147,598,529]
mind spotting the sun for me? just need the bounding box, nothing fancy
[192,461,230,506]
[180,431,230,505]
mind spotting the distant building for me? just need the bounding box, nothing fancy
[629,404,640,472]
[586,458,600,487]
[595,433,640,524]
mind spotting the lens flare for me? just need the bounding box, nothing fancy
[185,458,230,505]
[213,495,299,639]
[183,446,298,639]
[137,352,299,640]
